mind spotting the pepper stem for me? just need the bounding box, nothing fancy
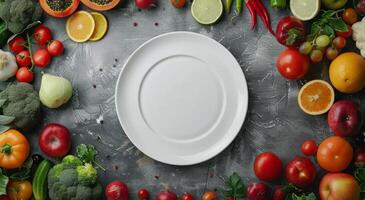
[1,143,12,155]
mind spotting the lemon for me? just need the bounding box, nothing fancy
[90,12,108,41]
[191,0,223,25]
[290,0,320,21]
[66,11,95,43]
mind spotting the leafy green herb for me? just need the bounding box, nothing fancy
[224,172,245,199]
[76,144,105,171]
[270,0,286,9]
[6,158,33,181]
[283,184,302,194]
[0,169,9,196]
[307,10,348,41]
[291,193,316,200]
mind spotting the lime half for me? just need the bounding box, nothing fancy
[290,0,320,21]
[191,0,223,25]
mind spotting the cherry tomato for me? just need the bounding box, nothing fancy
[246,183,268,200]
[272,186,286,200]
[47,40,64,56]
[16,67,33,83]
[16,50,31,67]
[135,0,156,9]
[7,180,32,200]
[355,146,365,167]
[253,152,283,181]
[202,191,216,200]
[105,180,129,200]
[333,36,346,49]
[137,188,149,199]
[301,140,318,156]
[171,0,186,8]
[317,136,353,172]
[39,124,71,158]
[336,25,353,38]
[181,193,194,200]
[276,48,310,80]
[156,191,178,200]
[33,25,52,46]
[342,8,358,25]
[33,49,51,68]
[8,36,26,54]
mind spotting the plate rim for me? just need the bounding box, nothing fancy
[115,31,249,166]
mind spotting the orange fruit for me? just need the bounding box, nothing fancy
[89,12,108,41]
[298,80,335,115]
[66,11,95,43]
[329,52,365,94]
[317,136,353,172]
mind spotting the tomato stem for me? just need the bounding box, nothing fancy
[1,143,12,155]
[26,33,35,71]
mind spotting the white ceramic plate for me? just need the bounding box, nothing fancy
[115,32,248,165]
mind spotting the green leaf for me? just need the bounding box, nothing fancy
[0,115,15,125]
[360,183,365,193]
[291,193,316,200]
[76,144,105,171]
[0,169,9,196]
[224,172,245,199]
[283,184,302,194]
[6,158,33,181]
[322,25,335,38]
[0,99,6,107]
[0,125,10,134]
[328,18,348,32]
[355,167,365,182]
[321,10,335,19]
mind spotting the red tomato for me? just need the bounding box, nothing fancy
[137,188,149,200]
[8,36,26,54]
[171,0,186,8]
[276,48,309,80]
[181,193,194,200]
[16,50,31,67]
[285,156,316,187]
[156,191,178,200]
[47,40,64,56]
[135,0,156,9]
[33,25,52,46]
[301,140,318,156]
[33,49,51,68]
[16,67,33,83]
[202,191,216,200]
[105,180,129,200]
[253,152,283,181]
[272,186,286,200]
[336,25,353,38]
[39,124,71,157]
[246,183,268,200]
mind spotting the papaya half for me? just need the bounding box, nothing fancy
[80,0,121,11]
[39,0,80,18]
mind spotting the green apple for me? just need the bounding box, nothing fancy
[319,173,360,200]
[321,0,348,9]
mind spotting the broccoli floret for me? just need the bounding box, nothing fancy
[62,155,82,168]
[76,163,97,186]
[0,83,41,131]
[0,0,42,33]
[48,162,102,200]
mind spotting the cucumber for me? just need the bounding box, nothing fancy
[33,159,53,200]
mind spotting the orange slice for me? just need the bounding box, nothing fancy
[66,11,95,43]
[89,12,108,41]
[298,80,335,115]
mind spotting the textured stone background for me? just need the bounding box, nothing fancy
[20,0,365,199]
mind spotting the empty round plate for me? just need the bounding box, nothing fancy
[115,32,248,165]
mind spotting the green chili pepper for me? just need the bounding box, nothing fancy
[270,0,286,9]
[235,0,243,14]
[226,0,233,14]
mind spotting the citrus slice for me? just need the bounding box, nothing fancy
[66,11,95,43]
[191,0,223,25]
[298,80,335,115]
[89,12,108,41]
[290,0,320,21]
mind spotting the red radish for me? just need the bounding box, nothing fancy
[156,191,178,200]
[39,123,71,157]
[105,180,129,200]
[135,0,156,9]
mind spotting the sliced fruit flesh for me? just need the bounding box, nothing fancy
[67,11,95,42]
[81,0,120,11]
[40,0,80,18]
[191,0,223,25]
[299,81,334,114]
[90,12,108,41]
[47,0,74,11]
[290,0,319,20]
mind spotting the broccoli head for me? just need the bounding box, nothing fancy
[0,83,41,131]
[0,0,42,33]
[48,158,102,200]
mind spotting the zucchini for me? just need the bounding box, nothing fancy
[33,160,53,200]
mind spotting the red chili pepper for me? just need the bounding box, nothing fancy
[245,0,275,35]
[246,1,256,30]
[255,0,275,35]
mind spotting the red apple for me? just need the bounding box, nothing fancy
[319,173,360,200]
[354,146,365,167]
[38,123,71,158]
[285,156,316,187]
[247,182,269,200]
[328,100,361,137]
